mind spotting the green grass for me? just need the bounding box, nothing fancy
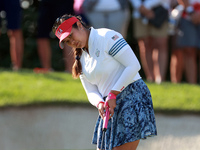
[148,82,200,114]
[0,68,88,107]
[0,68,200,114]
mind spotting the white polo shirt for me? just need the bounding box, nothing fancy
[80,27,141,107]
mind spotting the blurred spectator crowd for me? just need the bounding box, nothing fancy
[0,0,200,84]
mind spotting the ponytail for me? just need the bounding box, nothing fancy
[72,48,82,79]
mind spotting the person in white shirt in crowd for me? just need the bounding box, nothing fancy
[52,14,157,150]
[82,0,130,39]
[130,0,171,84]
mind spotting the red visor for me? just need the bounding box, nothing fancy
[55,17,79,49]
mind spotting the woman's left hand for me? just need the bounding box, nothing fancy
[105,91,120,119]
[106,98,116,119]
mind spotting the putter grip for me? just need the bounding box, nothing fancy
[103,102,110,131]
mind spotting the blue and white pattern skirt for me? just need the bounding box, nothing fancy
[92,79,157,150]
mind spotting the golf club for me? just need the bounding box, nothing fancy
[101,102,110,150]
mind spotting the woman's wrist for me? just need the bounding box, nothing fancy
[97,101,104,108]
[110,90,120,96]
[106,92,117,101]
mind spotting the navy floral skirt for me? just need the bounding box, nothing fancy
[92,79,157,150]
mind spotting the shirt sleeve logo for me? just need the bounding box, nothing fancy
[112,35,119,41]
[57,29,63,37]
[120,86,125,91]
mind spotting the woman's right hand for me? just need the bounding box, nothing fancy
[98,102,105,119]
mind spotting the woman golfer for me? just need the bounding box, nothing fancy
[52,14,157,150]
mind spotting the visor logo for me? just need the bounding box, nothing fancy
[57,29,63,37]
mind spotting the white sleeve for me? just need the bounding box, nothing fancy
[111,45,141,92]
[80,75,104,107]
[104,31,141,92]
[130,0,142,9]
[130,0,162,9]
[144,0,162,9]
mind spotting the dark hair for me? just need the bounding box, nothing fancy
[52,14,88,79]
